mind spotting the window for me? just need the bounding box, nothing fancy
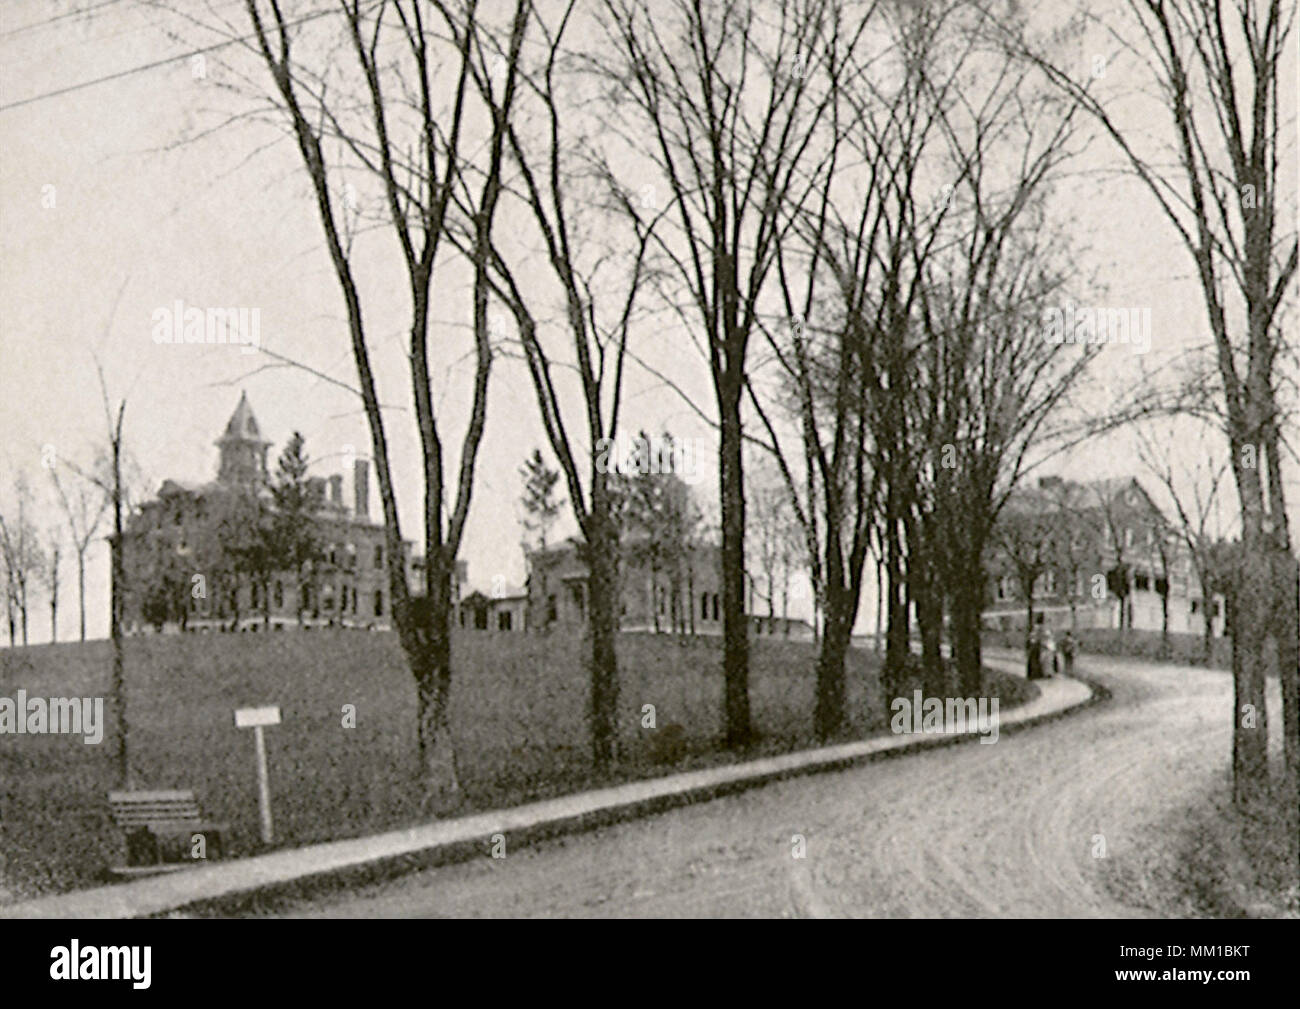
[1191,598,1202,615]
[711,593,720,621]
[1043,571,1056,596]
[568,582,586,620]
[374,590,383,617]
[701,592,709,619]
[498,610,512,631]
[274,581,284,609]
[997,576,1015,602]
[328,544,337,566]
[1135,572,1150,592]
[374,544,383,568]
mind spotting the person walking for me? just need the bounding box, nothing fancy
[1026,625,1043,680]
[1060,630,1077,677]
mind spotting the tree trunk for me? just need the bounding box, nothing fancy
[718,386,751,749]
[1202,587,1215,666]
[409,557,461,812]
[110,430,129,789]
[77,551,87,641]
[814,580,853,742]
[1274,548,1299,844]
[950,571,984,698]
[687,564,696,636]
[1023,590,1036,678]
[585,508,620,771]
[1230,542,1270,808]
[884,515,909,694]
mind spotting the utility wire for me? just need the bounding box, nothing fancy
[0,2,370,114]
[0,0,132,41]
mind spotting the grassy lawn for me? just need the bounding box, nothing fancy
[0,629,1032,900]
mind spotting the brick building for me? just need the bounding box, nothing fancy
[522,535,809,637]
[123,393,419,632]
[982,475,1226,637]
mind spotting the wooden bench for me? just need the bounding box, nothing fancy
[107,790,228,878]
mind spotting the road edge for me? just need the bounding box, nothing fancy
[5,665,1105,919]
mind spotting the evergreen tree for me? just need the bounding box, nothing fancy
[269,432,325,626]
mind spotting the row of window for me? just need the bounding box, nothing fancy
[195,581,385,618]
[652,588,722,621]
[324,542,385,568]
[996,573,1068,602]
[995,569,1183,603]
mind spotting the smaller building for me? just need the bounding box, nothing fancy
[524,535,761,634]
[458,582,527,632]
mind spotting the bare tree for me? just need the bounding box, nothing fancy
[241,0,530,807]
[1137,420,1232,663]
[1003,0,1298,816]
[0,475,42,648]
[747,458,803,629]
[995,505,1059,670]
[453,0,661,768]
[598,0,846,748]
[49,464,108,643]
[41,533,61,644]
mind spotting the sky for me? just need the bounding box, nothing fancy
[0,0,1296,646]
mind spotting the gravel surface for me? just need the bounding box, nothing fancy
[274,654,1253,918]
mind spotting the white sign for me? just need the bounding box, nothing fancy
[234,705,281,728]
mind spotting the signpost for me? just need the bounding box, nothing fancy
[234,705,281,844]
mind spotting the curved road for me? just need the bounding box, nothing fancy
[277,654,1254,918]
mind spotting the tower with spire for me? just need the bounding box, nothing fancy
[215,391,270,486]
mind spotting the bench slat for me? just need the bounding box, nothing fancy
[108,790,195,803]
[108,789,205,829]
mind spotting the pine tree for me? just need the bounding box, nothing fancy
[519,449,562,551]
[269,432,325,626]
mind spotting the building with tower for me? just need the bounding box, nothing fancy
[122,393,422,632]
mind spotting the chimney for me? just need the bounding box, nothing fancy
[354,459,370,519]
[307,476,326,504]
[329,474,343,507]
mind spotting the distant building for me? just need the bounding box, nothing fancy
[524,535,811,638]
[123,392,417,632]
[457,582,527,632]
[982,475,1226,637]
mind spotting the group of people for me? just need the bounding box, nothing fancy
[1027,625,1076,680]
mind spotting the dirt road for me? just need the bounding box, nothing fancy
[276,655,1247,917]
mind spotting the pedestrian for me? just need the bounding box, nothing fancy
[1060,630,1076,677]
[1026,625,1042,680]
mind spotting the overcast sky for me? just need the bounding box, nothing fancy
[1,0,1295,644]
